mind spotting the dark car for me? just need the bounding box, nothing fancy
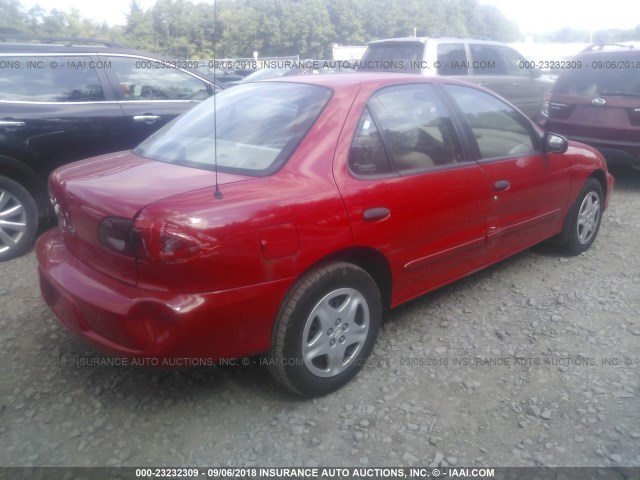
[0,36,224,260]
[358,36,553,120]
[37,73,613,396]
[539,45,640,169]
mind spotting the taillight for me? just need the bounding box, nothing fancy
[98,217,135,256]
[132,217,217,263]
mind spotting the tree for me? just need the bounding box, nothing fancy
[0,0,26,33]
[124,1,156,50]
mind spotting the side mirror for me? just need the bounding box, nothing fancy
[543,133,569,154]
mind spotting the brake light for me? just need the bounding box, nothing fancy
[132,217,217,263]
[98,218,135,256]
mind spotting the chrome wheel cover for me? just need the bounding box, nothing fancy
[301,288,370,378]
[577,191,600,245]
[0,189,28,255]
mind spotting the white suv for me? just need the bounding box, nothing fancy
[359,36,552,120]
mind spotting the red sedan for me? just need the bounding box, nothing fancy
[37,74,614,396]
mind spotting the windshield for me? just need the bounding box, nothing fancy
[554,54,640,97]
[134,82,332,176]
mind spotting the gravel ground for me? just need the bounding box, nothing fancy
[1,166,639,469]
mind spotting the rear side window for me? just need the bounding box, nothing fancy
[359,43,423,73]
[553,54,640,96]
[437,43,468,76]
[349,108,392,175]
[0,56,104,102]
[349,84,464,175]
[445,84,535,159]
[108,56,209,101]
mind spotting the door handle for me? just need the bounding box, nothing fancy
[494,180,510,191]
[363,207,390,221]
[133,115,161,124]
[0,120,26,127]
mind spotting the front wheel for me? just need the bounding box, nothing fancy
[0,176,38,261]
[268,262,381,396]
[562,178,604,255]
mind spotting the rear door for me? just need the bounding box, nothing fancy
[101,54,216,147]
[443,83,571,262]
[0,54,124,176]
[334,83,490,306]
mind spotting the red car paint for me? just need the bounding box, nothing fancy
[37,74,614,365]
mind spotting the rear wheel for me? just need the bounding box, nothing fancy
[561,178,603,255]
[269,262,381,396]
[0,176,38,261]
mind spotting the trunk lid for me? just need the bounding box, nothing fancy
[49,150,253,285]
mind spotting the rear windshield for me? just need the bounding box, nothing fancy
[134,82,332,176]
[359,42,423,73]
[553,54,640,97]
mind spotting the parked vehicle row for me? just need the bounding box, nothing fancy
[3,35,636,263]
[358,37,640,172]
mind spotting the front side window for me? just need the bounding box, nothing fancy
[135,82,331,176]
[444,84,536,159]
[349,84,463,175]
[108,56,209,101]
[497,46,530,76]
[468,44,507,75]
[0,56,104,102]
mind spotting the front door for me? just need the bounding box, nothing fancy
[443,83,571,262]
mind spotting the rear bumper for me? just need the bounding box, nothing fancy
[36,228,292,362]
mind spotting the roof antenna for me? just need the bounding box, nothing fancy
[213,0,223,200]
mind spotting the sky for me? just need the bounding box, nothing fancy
[14,0,640,36]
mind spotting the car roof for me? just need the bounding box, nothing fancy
[0,42,166,58]
[575,47,640,58]
[0,35,178,60]
[366,36,504,46]
[265,71,471,90]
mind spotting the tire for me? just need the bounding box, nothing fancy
[561,178,604,255]
[269,262,381,397]
[0,176,38,261]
